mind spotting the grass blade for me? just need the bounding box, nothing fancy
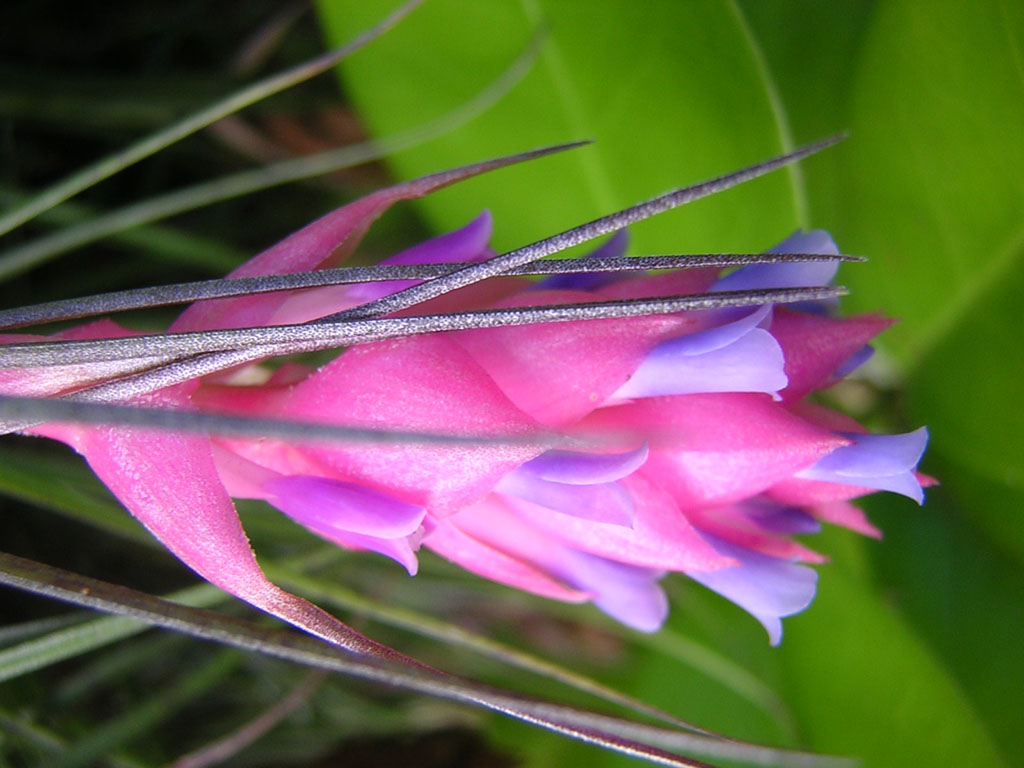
[0,0,425,240]
[0,21,537,279]
[0,551,851,768]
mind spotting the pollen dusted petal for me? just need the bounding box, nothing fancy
[1,149,932,650]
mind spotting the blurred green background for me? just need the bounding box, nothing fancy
[2,1,1021,767]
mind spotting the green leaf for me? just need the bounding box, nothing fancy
[867,490,1024,767]
[0,0,423,244]
[778,528,1009,768]
[833,0,1024,364]
[50,649,240,768]
[317,0,812,257]
[0,440,149,545]
[908,259,1024,564]
[0,583,223,684]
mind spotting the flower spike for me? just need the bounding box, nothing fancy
[0,137,929,651]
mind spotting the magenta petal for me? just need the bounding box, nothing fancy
[278,335,542,514]
[426,497,591,602]
[1,320,150,398]
[173,166,496,332]
[686,535,818,645]
[50,394,399,656]
[455,290,686,426]
[75,427,261,600]
[263,475,426,538]
[581,394,849,510]
[770,308,893,401]
[811,501,882,538]
[449,495,668,630]
[321,528,422,576]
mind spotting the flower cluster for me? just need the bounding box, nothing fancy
[2,193,928,644]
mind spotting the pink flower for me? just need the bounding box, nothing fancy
[1,178,930,647]
[187,221,929,644]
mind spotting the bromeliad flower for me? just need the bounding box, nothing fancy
[0,139,929,654]
[196,223,927,644]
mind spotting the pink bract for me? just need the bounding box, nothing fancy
[2,173,930,645]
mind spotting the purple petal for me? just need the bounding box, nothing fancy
[264,475,427,538]
[495,472,635,526]
[833,344,875,378]
[712,229,840,293]
[386,210,493,266]
[769,229,840,256]
[742,502,822,535]
[686,536,818,645]
[517,444,649,484]
[342,211,494,304]
[328,529,422,575]
[537,230,630,291]
[613,305,786,399]
[673,304,772,355]
[796,427,929,504]
[558,551,668,632]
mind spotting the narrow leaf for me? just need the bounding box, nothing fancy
[0,25,536,278]
[0,0,425,241]
[0,552,850,768]
[0,253,856,330]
